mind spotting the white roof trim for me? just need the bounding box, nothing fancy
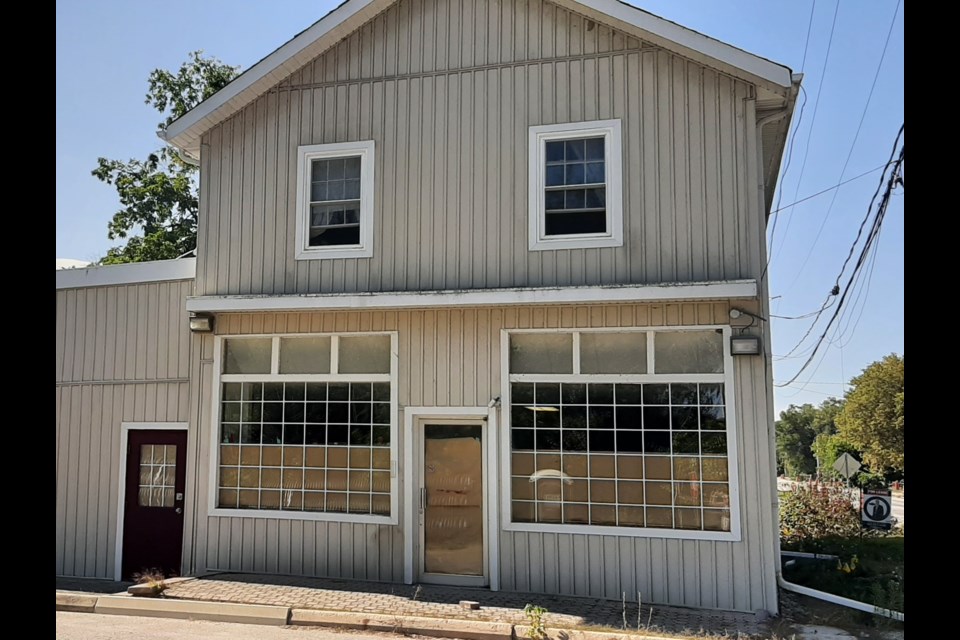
[162,0,791,155]
[186,280,757,313]
[568,0,792,87]
[163,0,386,153]
[56,258,196,290]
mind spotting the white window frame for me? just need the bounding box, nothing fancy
[499,325,742,542]
[209,331,399,524]
[295,141,376,260]
[527,119,624,251]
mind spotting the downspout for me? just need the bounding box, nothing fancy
[777,573,904,622]
[756,81,903,623]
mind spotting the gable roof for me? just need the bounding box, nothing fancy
[160,0,794,159]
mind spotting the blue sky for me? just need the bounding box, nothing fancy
[55,0,903,415]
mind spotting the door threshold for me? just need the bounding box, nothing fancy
[419,573,488,587]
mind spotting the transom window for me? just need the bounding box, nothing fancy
[504,328,738,538]
[295,141,375,260]
[528,120,623,251]
[214,333,396,523]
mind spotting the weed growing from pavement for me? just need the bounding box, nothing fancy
[523,604,548,640]
[131,569,168,596]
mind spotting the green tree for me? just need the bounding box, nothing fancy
[93,51,240,264]
[836,354,904,474]
[811,432,859,481]
[776,397,844,478]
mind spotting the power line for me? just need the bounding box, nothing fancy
[762,0,818,283]
[768,161,892,217]
[776,126,903,388]
[780,0,902,291]
[773,0,841,263]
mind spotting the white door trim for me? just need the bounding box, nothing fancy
[402,407,500,590]
[114,422,189,582]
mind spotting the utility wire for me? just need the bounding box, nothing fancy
[777,129,903,388]
[760,0,817,284]
[781,0,902,291]
[768,161,892,217]
[776,125,902,359]
[772,0,841,266]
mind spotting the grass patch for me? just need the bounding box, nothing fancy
[783,536,904,614]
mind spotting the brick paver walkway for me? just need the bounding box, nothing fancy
[163,573,767,637]
[55,577,132,594]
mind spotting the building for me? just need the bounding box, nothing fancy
[56,0,799,614]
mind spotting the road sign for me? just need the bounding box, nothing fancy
[861,488,892,531]
[832,452,861,479]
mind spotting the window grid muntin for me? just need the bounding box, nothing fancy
[219,380,391,516]
[509,381,730,532]
[308,156,362,247]
[543,136,607,237]
[215,332,396,521]
[139,444,176,508]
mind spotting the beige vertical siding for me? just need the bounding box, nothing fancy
[195,300,776,612]
[195,0,758,297]
[55,280,193,578]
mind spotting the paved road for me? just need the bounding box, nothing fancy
[891,492,904,524]
[55,612,443,640]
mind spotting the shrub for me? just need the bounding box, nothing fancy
[780,481,860,552]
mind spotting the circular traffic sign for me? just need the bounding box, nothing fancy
[863,496,890,522]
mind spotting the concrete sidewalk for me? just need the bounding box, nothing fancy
[57,574,768,638]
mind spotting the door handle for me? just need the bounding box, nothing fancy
[175,507,182,514]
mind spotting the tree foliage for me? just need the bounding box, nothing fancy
[836,354,904,474]
[94,51,240,264]
[776,397,843,477]
[779,482,861,552]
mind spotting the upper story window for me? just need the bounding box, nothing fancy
[528,120,623,251]
[295,141,376,260]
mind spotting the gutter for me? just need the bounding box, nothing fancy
[157,129,201,167]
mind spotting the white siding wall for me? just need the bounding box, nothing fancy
[55,279,194,579]
[195,0,760,297]
[192,300,777,612]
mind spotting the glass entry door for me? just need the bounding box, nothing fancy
[420,423,486,585]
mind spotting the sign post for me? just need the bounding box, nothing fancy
[860,488,893,531]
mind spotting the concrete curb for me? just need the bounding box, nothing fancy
[291,609,513,640]
[55,592,98,613]
[93,594,290,626]
[56,592,684,640]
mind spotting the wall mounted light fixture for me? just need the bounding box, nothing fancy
[730,335,761,356]
[189,314,214,332]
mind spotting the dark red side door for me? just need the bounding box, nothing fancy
[121,429,187,580]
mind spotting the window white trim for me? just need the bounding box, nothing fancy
[114,422,189,581]
[528,119,623,251]
[208,331,399,524]
[295,141,376,260]
[499,325,742,542]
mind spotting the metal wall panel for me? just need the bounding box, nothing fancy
[192,301,776,612]
[55,280,193,578]
[195,0,757,297]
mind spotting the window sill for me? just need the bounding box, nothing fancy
[209,507,398,525]
[502,520,740,541]
[529,235,624,251]
[295,245,374,260]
